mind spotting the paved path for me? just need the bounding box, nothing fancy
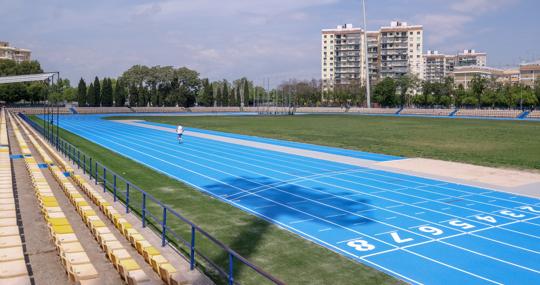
[114,120,379,168]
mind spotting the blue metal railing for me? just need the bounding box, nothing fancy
[19,113,285,285]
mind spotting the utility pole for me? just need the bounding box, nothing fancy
[362,0,371,108]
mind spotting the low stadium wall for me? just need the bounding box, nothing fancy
[6,106,536,119]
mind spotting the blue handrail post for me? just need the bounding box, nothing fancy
[228,253,234,285]
[68,144,71,161]
[95,162,98,185]
[142,193,146,228]
[103,168,107,192]
[161,207,167,247]
[77,150,80,169]
[113,175,117,202]
[125,183,130,213]
[190,226,195,270]
[83,155,86,174]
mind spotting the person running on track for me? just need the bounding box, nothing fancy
[176,125,184,143]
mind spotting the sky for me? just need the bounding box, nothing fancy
[1,0,539,86]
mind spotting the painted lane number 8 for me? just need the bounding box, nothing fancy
[347,240,375,252]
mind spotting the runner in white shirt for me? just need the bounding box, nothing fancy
[176,125,184,143]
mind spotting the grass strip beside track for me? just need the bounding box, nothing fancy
[29,115,401,285]
[107,114,540,170]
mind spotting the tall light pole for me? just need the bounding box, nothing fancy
[362,0,371,108]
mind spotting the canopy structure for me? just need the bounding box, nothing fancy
[0,72,57,84]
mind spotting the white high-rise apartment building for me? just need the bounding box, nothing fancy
[379,21,424,80]
[321,21,424,91]
[321,24,365,92]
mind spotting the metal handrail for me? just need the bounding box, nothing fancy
[19,113,285,285]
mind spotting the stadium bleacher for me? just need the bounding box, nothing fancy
[0,108,32,285]
[400,108,454,116]
[527,110,540,118]
[76,107,133,114]
[12,112,188,285]
[455,109,521,118]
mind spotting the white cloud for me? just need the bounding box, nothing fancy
[450,0,518,14]
[416,14,473,45]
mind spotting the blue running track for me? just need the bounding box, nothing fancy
[46,114,540,285]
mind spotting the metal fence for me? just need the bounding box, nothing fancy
[19,113,285,285]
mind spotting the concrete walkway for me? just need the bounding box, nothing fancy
[114,119,540,198]
[113,120,378,168]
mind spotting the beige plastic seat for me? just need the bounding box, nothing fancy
[0,259,28,278]
[0,235,22,248]
[67,263,98,283]
[0,226,19,237]
[0,246,24,262]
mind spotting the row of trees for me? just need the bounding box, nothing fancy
[2,58,540,109]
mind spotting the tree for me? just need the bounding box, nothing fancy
[114,79,126,107]
[87,83,96,106]
[373,78,397,107]
[535,81,540,105]
[77,78,87,106]
[469,75,487,107]
[0,59,44,103]
[93,76,101,106]
[396,75,419,107]
[222,80,229,106]
[101,78,113,106]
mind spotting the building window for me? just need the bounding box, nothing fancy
[324,35,327,38]
[417,31,421,35]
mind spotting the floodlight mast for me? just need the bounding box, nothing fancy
[362,0,371,108]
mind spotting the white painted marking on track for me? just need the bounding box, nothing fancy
[357,208,377,213]
[415,212,425,215]
[385,216,397,220]
[353,222,367,226]
[254,204,275,210]
[386,204,405,209]
[374,230,397,236]
[289,218,313,224]
[325,213,347,218]
[409,224,428,229]
[466,203,475,206]
[318,228,332,232]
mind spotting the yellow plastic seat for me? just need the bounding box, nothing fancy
[51,224,74,235]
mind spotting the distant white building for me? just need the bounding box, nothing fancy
[424,49,487,83]
[0,41,31,63]
[321,21,424,91]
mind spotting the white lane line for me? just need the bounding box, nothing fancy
[375,230,397,236]
[386,217,397,220]
[318,228,332,232]
[254,204,275,210]
[325,213,347,218]
[386,204,405,209]
[415,212,425,215]
[289,218,313,225]
[441,207,451,211]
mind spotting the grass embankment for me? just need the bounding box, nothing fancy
[29,115,400,285]
[108,115,540,170]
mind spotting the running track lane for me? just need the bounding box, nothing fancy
[46,114,540,285]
